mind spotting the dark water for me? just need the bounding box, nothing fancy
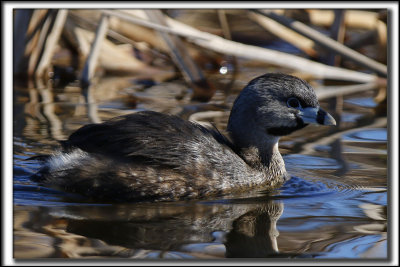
[12,66,388,260]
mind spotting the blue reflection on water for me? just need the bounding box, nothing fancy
[319,235,386,259]
[343,128,387,142]
[284,154,359,170]
[345,97,378,108]
[341,112,363,123]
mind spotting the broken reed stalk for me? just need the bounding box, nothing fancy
[27,10,54,78]
[13,9,48,77]
[327,10,346,67]
[252,9,387,77]
[80,14,110,88]
[217,10,232,40]
[248,11,318,58]
[13,9,67,81]
[102,9,207,41]
[316,82,380,100]
[109,9,379,84]
[35,9,68,80]
[144,10,215,101]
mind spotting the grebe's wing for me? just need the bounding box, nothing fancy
[61,111,235,168]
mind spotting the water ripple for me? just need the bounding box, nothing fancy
[274,176,366,200]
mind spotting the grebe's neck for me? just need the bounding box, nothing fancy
[231,134,288,188]
[237,135,280,169]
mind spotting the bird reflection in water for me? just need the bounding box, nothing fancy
[16,199,286,258]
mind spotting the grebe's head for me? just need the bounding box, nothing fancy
[228,73,336,149]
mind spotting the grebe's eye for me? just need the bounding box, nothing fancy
[287,97,301,109]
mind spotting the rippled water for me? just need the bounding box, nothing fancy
[12,67,388,260]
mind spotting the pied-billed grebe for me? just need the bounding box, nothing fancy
[31,73,336,202]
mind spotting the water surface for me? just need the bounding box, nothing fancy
[12,66,388,260]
